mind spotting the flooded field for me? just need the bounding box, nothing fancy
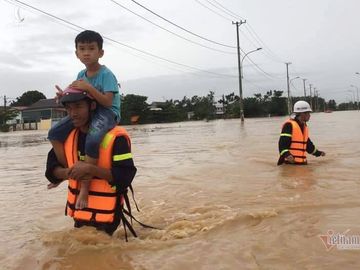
[0,111,359,270]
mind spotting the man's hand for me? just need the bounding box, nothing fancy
[320,151,326,157]
[55,85,63,104]
[47,182,61,189]
[284,154,295,163]
[68,161,94,180]
[70,79,92,92]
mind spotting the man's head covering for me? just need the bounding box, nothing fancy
[60,87,93,106]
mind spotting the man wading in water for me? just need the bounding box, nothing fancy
[45,87,138,237]
[278,100,326,165]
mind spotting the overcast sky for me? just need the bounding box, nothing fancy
[1,0,360,104]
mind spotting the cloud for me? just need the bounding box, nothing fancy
[0,52,32,69]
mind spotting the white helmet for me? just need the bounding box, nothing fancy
[293,100,312,113]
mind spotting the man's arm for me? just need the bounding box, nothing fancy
[306,138,325,157]
[109,136,137,193]
[277,122,293,165]
[68,136,136,193]
[45,149,69,184]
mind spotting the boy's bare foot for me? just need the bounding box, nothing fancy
[75,189,89,209]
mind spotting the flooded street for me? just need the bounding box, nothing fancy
[0,111,360,270]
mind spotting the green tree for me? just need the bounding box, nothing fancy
[193,91,216,120]
[148,100,187,123]
[120,94,149,124]
[219,92,239,117]
[327,99,337,111]
[269,90,287,116]
[244,96,263,117]
[11,90,46,106]
[0,109,19,132]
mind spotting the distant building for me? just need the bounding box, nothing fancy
[214,102,224,115]
[22,98,66,123]
[3,99,67,130]
[187,111,195,120]
[148,101,166,111]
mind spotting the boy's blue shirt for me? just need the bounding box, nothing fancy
[77,65,120,120]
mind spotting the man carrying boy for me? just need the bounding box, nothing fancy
[46,88,136,236]
[48,30,120,209]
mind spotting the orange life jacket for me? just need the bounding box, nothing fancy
[284,119,309,164]
[64,126,130,223]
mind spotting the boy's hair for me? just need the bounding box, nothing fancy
[75,30,103,50]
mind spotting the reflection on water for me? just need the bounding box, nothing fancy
[1,111,360,269]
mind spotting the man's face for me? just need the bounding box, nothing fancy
[299,112,311,122]
[75,41,104,66]
[64,100,91,127]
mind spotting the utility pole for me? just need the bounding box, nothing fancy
[313,87,317,112]
[233,20,246,122]
[222,94,225,117]
[302,78,307,97]
[354,73,360,111]
[3,95,6,112]
[309,84,313,109]
[285,62,291,115]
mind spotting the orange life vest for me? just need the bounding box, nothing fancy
[284,119,309,164]
[64,126,130,223]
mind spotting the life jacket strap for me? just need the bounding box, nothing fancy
[119,205,138,242]
[122,208,162,230]
[129,185,140,212]
[68,186,117,197]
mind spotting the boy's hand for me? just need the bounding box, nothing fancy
[70,79,91,92]
[284,155,295,163]
[55,85,63,104]
[68,161,93,180]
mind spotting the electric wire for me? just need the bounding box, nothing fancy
[128,0,236,49]
[198,0,286,63]
[210,0,244,20]
[193,0,234,22]
[109,0,235,54]
[193,0,283,80]
[203,0,239,21]
[4,0,237,79]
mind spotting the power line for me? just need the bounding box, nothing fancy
[128,0,236,49]
[4,0,236,79]
[244,24,284,63]
[110,0,236,54]
[210,0,245,20]
[203,0,239,21]
[198,0,285,63]
[193,0,234,22]
[243,55,279,80]
[193,0,284,78]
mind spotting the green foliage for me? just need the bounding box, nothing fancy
[327,99,337,111]
[338,102,357,111]
[120,94,148,125]
[10,90,46,106]
[147,100,186,123]
[193,91,216,120]
[118,90,289,124]
[241,90,287,117]
[0,109,19,132]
